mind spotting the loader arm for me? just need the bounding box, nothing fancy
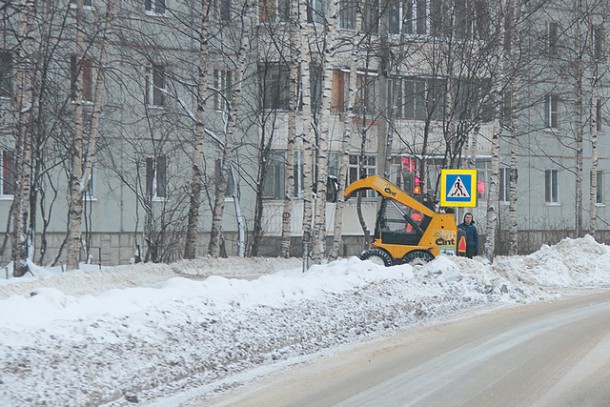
[344,175,436,218]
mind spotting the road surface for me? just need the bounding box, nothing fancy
[199,290,610,407]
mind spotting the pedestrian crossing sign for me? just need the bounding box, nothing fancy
[440,169,477,207]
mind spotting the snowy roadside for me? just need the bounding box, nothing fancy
[0,236,609,407]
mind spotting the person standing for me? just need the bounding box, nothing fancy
[458,212,479,258]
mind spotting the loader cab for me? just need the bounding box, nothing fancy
[375,198,432,246]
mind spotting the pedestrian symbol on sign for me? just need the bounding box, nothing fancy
[448,176,470,198]
[440,169,477,207]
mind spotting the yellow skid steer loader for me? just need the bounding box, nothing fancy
[345,175,460,266]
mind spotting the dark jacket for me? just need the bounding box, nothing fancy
[458,219,479,257]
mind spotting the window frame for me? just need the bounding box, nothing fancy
[499,167,510,203]
[146,155,168,200]
[145,64,165,108]
[259,62,290,111]
[348,153,377,198]
[338,0,356,30]
[0,150,15,197]
[263,150,285,199]
[259,0,290,23]
[544,169,559,204]
[545,93,559,129]
[145,0,166,15]
[70,55,94,103]
[0,51,13,98]
[213,68,233,112]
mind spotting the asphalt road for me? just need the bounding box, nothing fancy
[200,290,610,407]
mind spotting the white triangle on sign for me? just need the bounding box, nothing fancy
[448,176,470,198]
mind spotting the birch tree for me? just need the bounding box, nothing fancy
[184,0,211,259]
[11,0,36,277]
[65,0,115,270]
[208,1,253,257]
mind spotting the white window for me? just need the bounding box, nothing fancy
[259,0,290,23]
[0,150,15,196]
[548,21,559,56]
[215,158,236,198]
[145,65,165,107]
[545,169,558,204]
[146,155,167,199]
[218,0,231,21]
[308,0,327,24]
[70,55,93,103]
[263,150,285,199]
[499,167,510,202]
[545,94,559,128]
[348,154,376,198]
[293,150,304,198]
[596,98,603,132]
[70,0,92,8]
[354,73,378,117]
[0,51,12,98]
[592,170,603,205]
[361,0,378,33]
[594,25,604,60]
[259,62,290,110]
[213,69,232,112]
[145,0,166,15]
[85,168,95,200]
[338,0,356,29]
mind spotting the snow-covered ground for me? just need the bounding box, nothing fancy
[1,236,609,406]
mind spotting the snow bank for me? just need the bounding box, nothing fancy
[0,237,608,406]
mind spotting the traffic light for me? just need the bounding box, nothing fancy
[413,177,421,195]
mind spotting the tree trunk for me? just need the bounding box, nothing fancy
[208,1,252,257]
[300,0,314,269]
[184,1,211,259]
[12,0,37,277]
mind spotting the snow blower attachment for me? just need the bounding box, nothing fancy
[344,175,459,266]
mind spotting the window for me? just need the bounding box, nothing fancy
[476,159,491,200]
[259,62,290,110]
[85,168,94,198]
[259,0,289,23]
[263,150,285,199]
[405,78,426,119]
[213,69,232,111]
[0,150,15,196]
[547,22,558,56]
[307,0,327,24]
[596,98,603,132]
[354,73,378,117]
[292,150,304,198]
[338,0,356,29]
[0,51,12,98]
[310,64,322,112]
[594,25,604,60]
[145,65,165,107]
[348,154,376,197]
[545,94,559,128]
[545,169,558,204]
[218,0,231,21]
[70,0,92,7]
[70,55,93,102]
[499,167,510,202]
[592,170,603,204]
[215,159,236,198]
[145,0,166,14]
[146,155,167,199]
[331,69,350,113]
[361,0,379,33]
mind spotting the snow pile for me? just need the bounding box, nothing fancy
[0,237,609,406]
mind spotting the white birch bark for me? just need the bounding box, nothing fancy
[300,0,314,269]
[280,1,300,259]
[311,0,339,263]
[11,0,36,277]
[184,1,211,259]
[208,1,252,257]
